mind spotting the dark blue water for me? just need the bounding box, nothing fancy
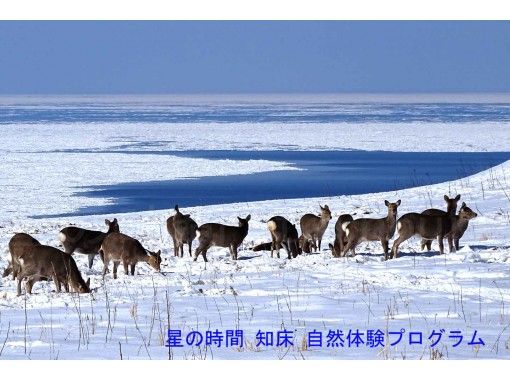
[2,99,510,124]
[41,150,510,218]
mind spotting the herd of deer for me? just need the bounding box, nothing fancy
[2,194,477,297]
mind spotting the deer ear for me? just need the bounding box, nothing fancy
[113,218,118,223]
[461,202,466,208]
[396,200,401,206]
[86,278,91,287]
[328,243,334,250]
[246,214,251,222]
[184,214,190,217]
[444,195,449,201]
[324,205,329,210]
[156,250,161,257]
[174,205,179,212]
[384,200,389,206]
[455,194,461,201]
[105,219,110,226]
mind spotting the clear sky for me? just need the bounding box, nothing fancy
[1,21,509,94]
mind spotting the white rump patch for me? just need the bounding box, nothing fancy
[397,221,402,231]
[267,221,277,231]
[58,232,66,242]
[341,221,351,232]
[196,230,201,238]
[18,258,24,265]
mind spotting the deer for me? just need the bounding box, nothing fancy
[329,214,354,258]
[59,218,119,269]
[167,205,198,257]
[194,215,251,262]
[99,232,161,279]
[16,245,90,296]
[448,202,478,251]
[342,200,401,260]
[391,202,477,259]
[267,216,301,259]
[300,205,332,252]
[420,195,461,251]
[3,233,41,280]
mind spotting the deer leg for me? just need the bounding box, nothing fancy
[232,244,239,261]
[26,278,36,294]
[201,248,209,263]
[63,279,70,293]
[426,240,432,251]
[113,261,120,279]
[180,243,184,258]
[391,235,406,260]
[283,240,291,259]
[85,254,93,269]
[276,237,283,259]
[381,239,389,260]
[130,263,136,276]
[318,238,322,251]
[123,262,129,275]
[342,238,357,258]
[102,258,110,278]
[53,275,61,293]
[270,236,276,258]
[188,242,193,257]
[455,238,460,251]
[437,235,445,255]
[448,234,455,253]
[173,238,178,257]
[17,276,23,296]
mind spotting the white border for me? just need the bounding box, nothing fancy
[1,0,510,20]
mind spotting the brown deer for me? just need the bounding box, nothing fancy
[449,202,478,251]
[342,200,401,260]
[300,205,332,252]
[167,205,198,257]
[267,216,301,259]
[391,202,477,259]
[99,232,161,279]
[16,245,90,296]
[59,218,119,269]
[194,215,251,262]
[3,233,41,280]
[420,195,461,251]
[329,214,354,257]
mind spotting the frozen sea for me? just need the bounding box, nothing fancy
[1,94,510,219]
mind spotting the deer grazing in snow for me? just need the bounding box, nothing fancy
[267,216,301,259]
[329,214,354,258]
[3,233,41,280]
[99,232,161,279]
[16,245,90,296]
[391,202,477,259]
[342,200,401,260]
[59,218,120,269]
[300,205,332,252]
[420,195,461,251]
[167,205,198,257]
[194,215,251,262]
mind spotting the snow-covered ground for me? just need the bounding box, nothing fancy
[0,152,509,359]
